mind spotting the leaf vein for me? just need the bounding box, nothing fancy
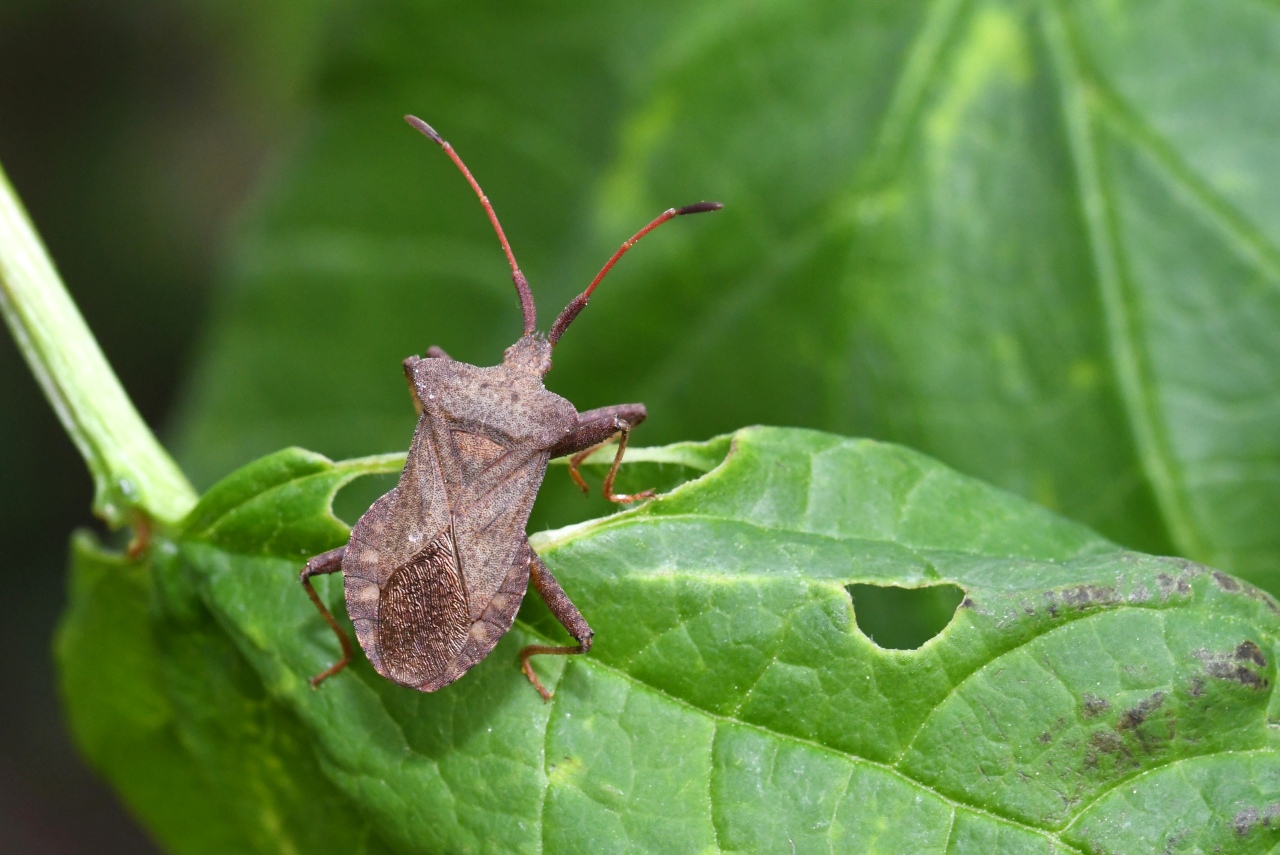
[1041,1,1206,559]
[515,619,1075,848]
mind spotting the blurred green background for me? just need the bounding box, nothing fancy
[3,0,1278,851]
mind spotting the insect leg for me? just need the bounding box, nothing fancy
[299,546,353,688]
[599,426,654,504]
[550,403,648,456]
[564,435,614,494]
[549,404,651,503]
[519,552,594,702]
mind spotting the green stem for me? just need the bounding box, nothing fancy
[0,163,196,527]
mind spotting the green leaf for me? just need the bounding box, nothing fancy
[58,454,401,855]
[55,535,250,855]
[171,0,1280,592]
[60,428,1280,853]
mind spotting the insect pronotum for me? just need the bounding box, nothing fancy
[299,115,721,700]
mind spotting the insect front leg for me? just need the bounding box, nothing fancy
[300,546,353,688]
[549,403,651,503]
[519,552,593,702]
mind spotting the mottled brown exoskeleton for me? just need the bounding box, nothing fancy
[300,115,721,700]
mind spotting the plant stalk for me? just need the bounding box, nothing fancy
[0,163,196,527]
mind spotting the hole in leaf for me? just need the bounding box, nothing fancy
[332,471,398,527]
[846,583,965,650]
[530,436,735,531]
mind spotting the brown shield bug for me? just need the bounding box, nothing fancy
[300,115,721,700]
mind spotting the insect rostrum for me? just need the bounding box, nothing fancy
[300,115,722,701]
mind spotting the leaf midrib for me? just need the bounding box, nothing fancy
[512,590,1275,849]
[1042,1,1280,571]
[511,611,1085,852]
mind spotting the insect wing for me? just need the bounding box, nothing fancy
[342,414,467,686]
[377,523,469,685]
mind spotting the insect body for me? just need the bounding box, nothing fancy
[300,115,721,700]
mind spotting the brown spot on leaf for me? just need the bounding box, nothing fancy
[1089,730,1123,753]
[1081,693,1111,719]
[1084,730,1131,771]
[1126,583,1151,604]
[1061,584,1120,609]
[1235,803,1280,836]
[1236,640,1267,668]
[1153,570,1195,598]
[1213,571,1241,592]
[1248,587,1280,614]
[1038,731,1052,744]
[1195,645,1270,691]
[1214,573,1280,614]
[1117,691,1165,732]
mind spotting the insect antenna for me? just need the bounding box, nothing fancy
[405,115,538,336]
[548,201,723,344]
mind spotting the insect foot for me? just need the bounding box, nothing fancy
[298,115,721,699]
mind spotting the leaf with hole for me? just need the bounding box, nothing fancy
[58,428,1280,853]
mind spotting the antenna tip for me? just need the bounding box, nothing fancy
[676,201,724,216]
[404,115,443,144]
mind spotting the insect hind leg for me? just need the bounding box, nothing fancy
[300,546,353,688]
[519,553,593,702]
